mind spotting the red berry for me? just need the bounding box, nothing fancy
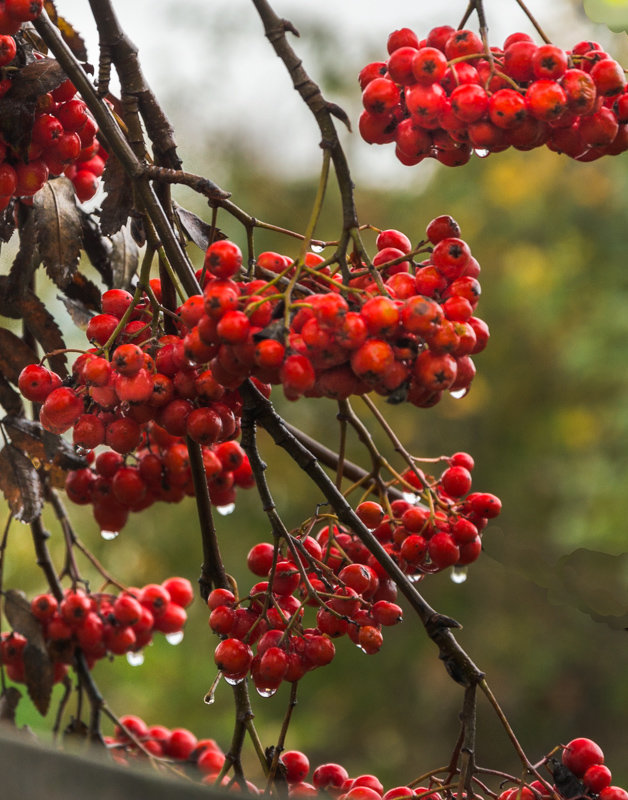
[562,737,605,778]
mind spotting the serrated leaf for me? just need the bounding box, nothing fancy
[0,686,22,723]
[4,590,46,647]
[0,445,43,523]
[0,329,38,385]
[4,590,53,715]
[58,295,94,330]
[2,415,88,472]
[100,154,133,236]
[33,177,82,291]
[0,277,21,319]
[23,642,54,715]
[80,211,113,287]
[7,210,39,299]
[0,200,16,243]
[174,204,225,252]
[109,224,139,289]
[17,290,68,379]
[0,375,24,416]
[61,270,102,312]
[7,58,66,102]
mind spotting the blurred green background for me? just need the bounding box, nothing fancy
[2,0,628,791]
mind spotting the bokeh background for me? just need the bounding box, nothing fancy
[2,0,628,790]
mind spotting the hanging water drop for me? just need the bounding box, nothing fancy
[223,674,245,686]
[101,529,119,541]
[310,243,325,253]
[474,148,490,158]
[126,650,144,666]
[255,686,277,698]
[451,566,468,584]
[166,631,184,645]
[204,673,222,704]
[216,503,235,516]
[450,388,467,400]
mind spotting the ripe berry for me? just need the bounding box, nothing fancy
[562,737,605,778]
[204,240,242,279]
[214,638,253,675]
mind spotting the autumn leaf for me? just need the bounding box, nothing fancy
[33,177,83,291]
[0,444,43,523]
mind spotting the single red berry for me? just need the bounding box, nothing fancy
[204,240,242,279]
[562,737,605,778]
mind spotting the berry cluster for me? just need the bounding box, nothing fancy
[208,457,500,695]
[359,26,628,165]
[0,578,194,682]
[190,216,486,405]
[18,283,258,533]
[359,451,502,574]
[497,738,627,800]
[105,713,237,785]
[0,3,105,208]
[105,719,440,799]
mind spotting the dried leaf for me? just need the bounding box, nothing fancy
[4,590,53,715]
[0,686,22,724]
[0,445,43,523]
[7,58,66,102]
[2,415,88,472]
[80,212,113,287]
[23,642,54,715]
[58,295,94,330]
[109,224,139,289]
[0,375,24,416]
[56,15,88,62]
[7,210,39,299]
[33,176,82,291]
[0,277,21,319]
[4,590,46,648]
[100,154,133,236]
[174,204,225,252]
[17,290,68,379]
[0,329,38,384]
[43,0,58,25]
[61,270,102,312]
[0,200,16,243]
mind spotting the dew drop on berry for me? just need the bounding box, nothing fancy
[216,503,236,516]
[256,686,278,698]
[101,529,120,541]
[450,566,468,584]
[166,631,184,645]
[450,388,467,399]
[223,674,245,686]
[126,650,145,666]
[473,148,490,158]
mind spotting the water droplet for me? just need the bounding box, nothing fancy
[223,674,245,686]
[310,243,325,253]
[450,388,467,400]
[255,686,277,698]
[356,644,367,654]
[204,673,222,704]
[402,492,419,503]
[216,503,235,516]
[101,529,119,541]
[451,566,468,584]
[126,650,144,666]
[166,631,184,645]
[474,148,490,158]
